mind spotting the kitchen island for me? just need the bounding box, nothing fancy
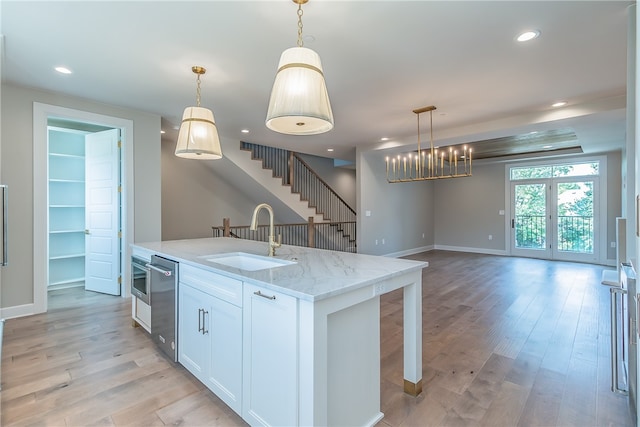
[131,237,427,426]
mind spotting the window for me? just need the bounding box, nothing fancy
[510,161,599,180]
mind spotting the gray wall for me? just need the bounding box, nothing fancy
[435,152,621,260]
[161,140,257,240]
[358,145,621,263]
[357,148,434,256]
[433,162,506,252]
[1,83,161,309]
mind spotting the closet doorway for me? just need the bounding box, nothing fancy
[33,103,134,314]
[48,122,121,295]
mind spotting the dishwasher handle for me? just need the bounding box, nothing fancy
[146,263,173,277]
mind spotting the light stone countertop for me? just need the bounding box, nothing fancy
[132,237,428,302]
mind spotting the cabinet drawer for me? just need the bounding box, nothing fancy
[180,264,243,307]
[133,296,151,332]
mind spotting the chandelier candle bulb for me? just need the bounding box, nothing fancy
[464,146,468,173]
[385,157,389,180]
[454,150,458,175]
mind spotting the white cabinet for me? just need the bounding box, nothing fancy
[179,283,210,377]
[48,128,85,288]
[242,283,298,427]
[178,265,243,414]
[131,248,152,332]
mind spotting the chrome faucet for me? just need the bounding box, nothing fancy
[249,203,281,257]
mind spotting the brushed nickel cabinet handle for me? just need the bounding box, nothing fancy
[254,290,276,300]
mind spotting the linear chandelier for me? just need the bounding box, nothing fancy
[386,106,472,183]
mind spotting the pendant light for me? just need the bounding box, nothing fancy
[175,66,223,159]
[265,0,333,135]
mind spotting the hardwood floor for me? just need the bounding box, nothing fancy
[1,251,635,426]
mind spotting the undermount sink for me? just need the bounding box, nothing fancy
[202,252,296,271]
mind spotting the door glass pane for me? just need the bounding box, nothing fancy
[514,183,547,250]
[557,181,594,253]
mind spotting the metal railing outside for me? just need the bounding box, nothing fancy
[515,214,593,253]
[557,215,594,253]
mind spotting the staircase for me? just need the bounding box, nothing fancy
[239,142,356,252]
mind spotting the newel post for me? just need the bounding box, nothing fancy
[223,218,231,237]
[308,216,315,248]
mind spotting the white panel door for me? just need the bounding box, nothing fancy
[85,129,120,295]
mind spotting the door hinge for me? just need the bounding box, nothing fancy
[118,276,122,284]
[118,231,122,239]
[118,185,122,193]
[118,140,122,148]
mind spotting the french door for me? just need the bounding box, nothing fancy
[511,177,598,262]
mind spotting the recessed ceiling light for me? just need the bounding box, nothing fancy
[327,148,334,152]
[516,30,540,42]
[241,129,249,134]
[55,66,72,74]
[380,137,389,141]
[160,130,166,134]
[551,101,567,108]
[543,145,553,149]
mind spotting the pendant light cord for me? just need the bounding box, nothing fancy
[297,2,304,47]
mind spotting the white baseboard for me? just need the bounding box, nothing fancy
[433,245,508,256]
[383,245,434,258]
[0,303,38,320]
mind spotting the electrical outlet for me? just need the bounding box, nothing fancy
[488,235,493,240]
[382,238,385,245]
[375,239,379,245]
[422,233,425,239]
[611,241,616,248]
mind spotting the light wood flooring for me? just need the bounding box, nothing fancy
[0,251,635,426]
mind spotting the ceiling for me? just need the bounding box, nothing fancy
[0,1,632,163]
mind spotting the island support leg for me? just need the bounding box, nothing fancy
[403,278,423,396]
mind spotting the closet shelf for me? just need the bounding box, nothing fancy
[50,253,85,260]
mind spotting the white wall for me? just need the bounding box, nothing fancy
[1,83,161,310]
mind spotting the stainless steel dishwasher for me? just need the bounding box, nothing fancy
[148,255,178,361]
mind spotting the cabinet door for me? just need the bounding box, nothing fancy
[178,283,210,381]
[207,296,242,414]
[243,283,298,427]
